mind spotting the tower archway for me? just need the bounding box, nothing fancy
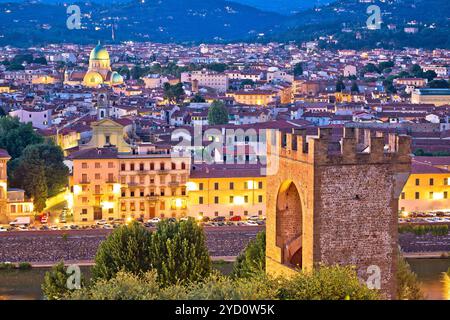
[276,180,303,268]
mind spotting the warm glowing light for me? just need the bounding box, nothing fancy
[126,216,132,224]
[197,215,203,221]
[246,180,256,190]
[433,193,444,200]
[73,185,82,195]
[101,201,114,210]
[186,182,198,192]
[401,211,409,218]
[175,198,183,208]
[234,196,245,205]
[65,193,74,210]
[55,218,60,224]
[113,184,121,195]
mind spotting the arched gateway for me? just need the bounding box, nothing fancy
[265,127,411,299]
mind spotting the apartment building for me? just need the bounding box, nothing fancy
[182,70,229,93]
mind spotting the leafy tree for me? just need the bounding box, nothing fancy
[423,70,437,82]
[92,222,153,280]
[10,143,69,206]
[233,231,265,278]
[335,79,346,92]
[191,94,206,103]
[149,219,211,286]
[0,107,6,117]
[42,261,77,300]
[0,117,44,159]
[397,255,423,300]
[33,57,47,65]
[410,64,424,78]
[207,100,229,125]
[277,265,379,300]
[293,63,303,77]
[164,82,185,104]
[378,61,394,73]
[206,63,228,73]
[362,63,379,74]
[428,79,450,88]
[350,82,360,93]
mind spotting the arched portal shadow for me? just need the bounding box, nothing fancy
[276,180,303,268]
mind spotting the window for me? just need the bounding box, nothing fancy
[108,162,114,169]
[105,135,110,145]
[244,211,248,216]
[121,163,126,171]
[130,163,135,171]
[172,162,176,170]
[214,196,219,204]
[430,178,434,186]
[82,162,88,169]
[95,173,101,180]
[415,178,420,186]
[95,162,101,169]
[214,182,219,190]
[229,196,234,203]
[140,163,145,171]
[82,209,88,215]
[130,191,135,197]
[445,178,449,186]
[199,196,204,205]
[140,189,145,197]
[401,192,405,200]
[150,163,155,170]
[199,183,204,191]
[258,195,263,203]
[415,192,420,200]
[244,195,249,203]
[181,162,186,170]
[429,192,434,199]
[215,212,219,217]
[229,211,234,216]
[160,163,165,170]
[258,181,263,189]
[229,182,234,190]
[160,189,165,197]
[444,192,448,199]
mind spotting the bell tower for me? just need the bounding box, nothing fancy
[95,92,110,120]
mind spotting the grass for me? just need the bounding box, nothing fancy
[399,224,449,236]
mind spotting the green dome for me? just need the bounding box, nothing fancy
[90,43,110,61]
[111,71,124,84]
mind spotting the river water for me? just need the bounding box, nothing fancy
[0,260,449,300]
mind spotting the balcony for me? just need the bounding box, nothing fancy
[158,169,170,175]
[147,195,159,202]
[168,181,180,187]
[79,180,90,185]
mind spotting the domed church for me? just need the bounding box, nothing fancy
[64,42,124,88]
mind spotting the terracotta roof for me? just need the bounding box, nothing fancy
[68,147,118,160]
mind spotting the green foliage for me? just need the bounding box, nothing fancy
[163,82,185,104]
[277,265,379,300]
[191,94,206,103]
[350,82,359,93]
[399,224,449,236]
[92,222,153,281]
[232,231,265,278]
[10,143,69,211]
[150,219,211,286]
[335,79,346,92]
[293,63,303,77]
[397,256,424,300]
[41,261,71,300]
[207,100,229,125]
[428,79,450,89]
[0,117,44,159]
[66,265,379,300]
[378,61,394,73]
[206,63,228,73]
[0,262,15,270]
[18,262,32,270]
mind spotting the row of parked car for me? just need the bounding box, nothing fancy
[399,217,450,224]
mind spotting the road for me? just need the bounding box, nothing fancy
[0,226,265,265]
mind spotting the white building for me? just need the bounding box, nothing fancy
[9,107,52,129]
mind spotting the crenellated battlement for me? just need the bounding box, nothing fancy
[269,127,412,167]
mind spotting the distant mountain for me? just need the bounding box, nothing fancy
[270,0,450,49]
[231,0,331,14]
[0,0,448,49]
[0,0,282,46]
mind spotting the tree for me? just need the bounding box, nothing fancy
[206,63,228,73]
[0,117,44,159]
[191,94,206,103]
[293,63,303,77]
[241,79,255,87]
[378,61,394,73]
[92,222,153,280]
[42,261,74,300]
[277,265,379,300]
[423,70,437,82]
[350,82,360,93]
[397,255,423,300]
[335,79,346,92]
[410,64,423,78]
[33,57,47,65]
[164,82,185,104]
[10,143,69,206]
[362,63,379,74]
[428,79,450,88]
[233,231,265,278]
[207,100,229,125]
[149,219,211,286]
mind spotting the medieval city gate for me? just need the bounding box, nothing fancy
[265,127,411,299]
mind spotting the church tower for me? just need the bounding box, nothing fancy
[95,91,110,120]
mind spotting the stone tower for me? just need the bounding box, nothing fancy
[265,127,411,299]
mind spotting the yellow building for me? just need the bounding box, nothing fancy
[411,88,450,106]
[82,118,133,153]
[399,157,450,214]
[226,90,278,106]
[187,164,266,219]
[69,147,191,222]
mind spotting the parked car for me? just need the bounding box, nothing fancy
[202,217,210,222]
[0,226,7,232]
[167,218,177,223]
[212,216,226,222]
[40,214,48,224]
[180,217,189,221]
[230,216,242,222]
[103,224,114,230]
[9,217,31,227]
[246,221,259,226]
[147,217,161,224]
[96,219,107,225]
[248,215,260,221]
